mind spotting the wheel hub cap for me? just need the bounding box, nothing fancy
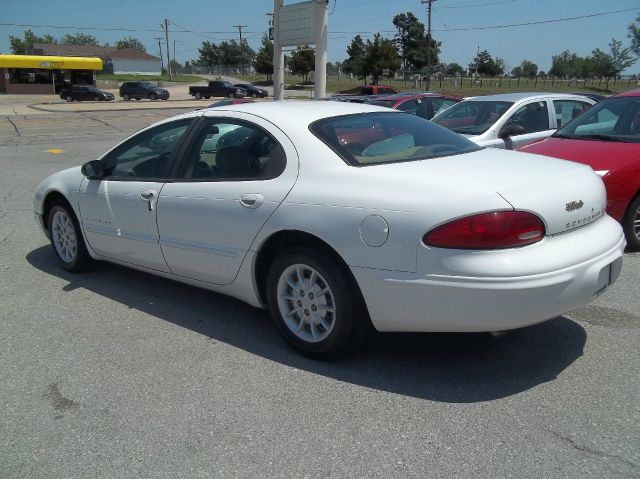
[52,211,77,263]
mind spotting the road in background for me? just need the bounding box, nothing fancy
[1,108,639,478]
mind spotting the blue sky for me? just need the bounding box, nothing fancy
[1,0,639,74]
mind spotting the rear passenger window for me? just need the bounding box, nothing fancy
[553,100,591,128]
[179,119,286,180]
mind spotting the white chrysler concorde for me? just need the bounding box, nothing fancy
[34,101,625,357]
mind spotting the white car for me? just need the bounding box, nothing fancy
[432,92,595,149]
[34,101,625,357]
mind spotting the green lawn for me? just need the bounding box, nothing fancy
[234,73,638,96]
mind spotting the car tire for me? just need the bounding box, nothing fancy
[48,203,94,272]
[65,95,73,102]
[251,93,257,98]
[94,95,100,101]
[149,93,157,101]
[123,93,130,101]
[266,247,369,358]
[195,92,202,100]
[228,93,234,98]
[623,195,640,251]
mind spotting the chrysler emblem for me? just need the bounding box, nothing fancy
[566,200,584,212]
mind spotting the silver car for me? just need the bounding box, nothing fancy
[432,92,595,149]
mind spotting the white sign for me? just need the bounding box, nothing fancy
[279,1,315,47]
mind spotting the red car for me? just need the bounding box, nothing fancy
[519,89,640,250]
[367,92,462,120]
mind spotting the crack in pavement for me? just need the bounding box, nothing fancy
[546,427,638,470]
[81,113,124,132]
[5,117,21,137]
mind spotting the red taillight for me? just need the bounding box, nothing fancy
[423,211,545,250]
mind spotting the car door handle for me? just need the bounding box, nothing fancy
[140,189,156,211]
[240,193,264,209]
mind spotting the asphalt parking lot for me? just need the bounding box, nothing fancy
[1,105,639,478]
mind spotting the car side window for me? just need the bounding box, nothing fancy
[553,100,591,128]
[430,98,458,118]
[507,101,550,134]
[178,118,286,180]
[397,99,420,116]
[102,119,192,180]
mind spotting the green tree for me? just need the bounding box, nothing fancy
[468,50,502,76]
[549,50,582,78]
[392,12,439,73]
[363,33,401,84]
[60,33,99,46]
[607,38,636,75]
[254,34,274,79]
[116,36,146,52]
[288,46,315,83]
[9,30,56,54]
[343,35,367,82]
[445,62,465,76]
[520,59,538,77]
[197,41,219,66]
[628,13,640,57]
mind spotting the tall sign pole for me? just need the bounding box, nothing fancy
[422,0,436,90]
[313,0,328,99]
[273,0,285,100]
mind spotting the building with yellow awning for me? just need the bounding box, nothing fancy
[0,54,103,94]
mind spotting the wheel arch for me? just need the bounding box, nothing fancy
[41,190,74,236]
[253,229,359,306]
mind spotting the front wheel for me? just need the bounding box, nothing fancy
[94,95,100,101]
[228,92,234,98]
[195,92,202,100]
[266,248,368,358]
[149,93,157,101]
[48,204,94,272]
[624,195,640,251]
[251,92,257,98]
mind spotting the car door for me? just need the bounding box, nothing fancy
[157,113,298,285]
[78,118,195,272]
[498,100,553,149]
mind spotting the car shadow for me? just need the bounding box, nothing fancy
[27,246,587,403]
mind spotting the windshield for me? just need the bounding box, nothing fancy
[553,96,640,143]
[432,100,514,135]
[310,112,482,166]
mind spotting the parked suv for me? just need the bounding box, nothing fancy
[119,81,170,101]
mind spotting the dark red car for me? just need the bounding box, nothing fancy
[367,92,462,120]
[519,89,640,250]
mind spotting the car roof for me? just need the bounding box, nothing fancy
[614,89,640,98]
[369,92,458,101]
[463,92,592,102]
[203,99,392,125]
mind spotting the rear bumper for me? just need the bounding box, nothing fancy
[352,217,626,332]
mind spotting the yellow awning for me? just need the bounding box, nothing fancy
[0,54,102,70]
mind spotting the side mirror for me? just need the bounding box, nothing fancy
[499,123,527,139]
[81,160,104,179]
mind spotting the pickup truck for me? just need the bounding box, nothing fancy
[189,81,247,99]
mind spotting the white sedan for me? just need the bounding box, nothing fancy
[34,101,626,357]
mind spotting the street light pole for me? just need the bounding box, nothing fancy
[422,0,436,91]
[273,0,285,100]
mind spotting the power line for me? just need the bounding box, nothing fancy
[432,7,640,32]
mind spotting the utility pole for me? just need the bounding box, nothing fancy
[421,0,436,91]
[162,19,172,80]
[475,45,480,79]
[155,37,164,74]
[273,0,284,100]
[233,25,248,74]
[173,39,176,73]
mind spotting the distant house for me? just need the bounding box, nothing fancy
[31,43,162,75]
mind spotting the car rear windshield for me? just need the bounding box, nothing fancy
[310,112,482,166]
[432,100,514,135]
[553,96,640,143]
